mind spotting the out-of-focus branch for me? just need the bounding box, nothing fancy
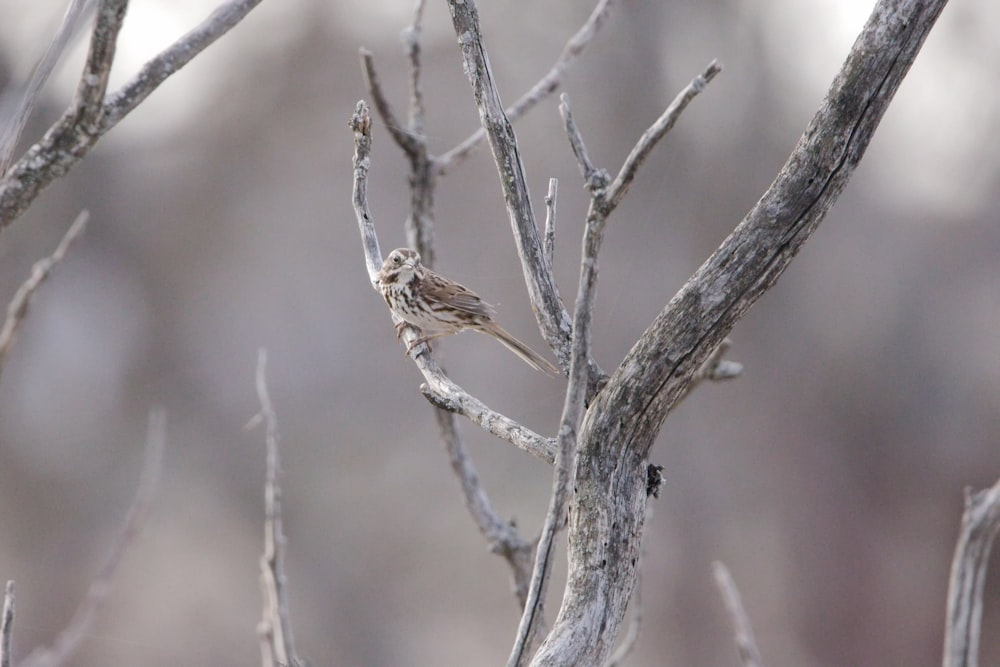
[359,4,437,263]
[0,0,96,175]
[943,477,1000,667]
[20,409,165,667]
[349,101,556,464]
[252,349,302,667]
[0,0,268,230]
[437,410,535,606]
[403,0,427,137]
[1,582,13,667]
[363,4,539,616]
[713,561,765,667]
[0,210,88,380]
[603,60,721,214]
[76,0,128,126]
[436,0,616,172]
[418,358,556,463]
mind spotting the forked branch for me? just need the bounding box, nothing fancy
[0,0,268,230]
[252,349,302,667]
[349,102,556,464]
[713,561,765,667]
[20,410,165,667]
[535,1,949,663]
[0,210,88,380]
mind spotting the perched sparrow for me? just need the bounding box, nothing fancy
[377,248,560,375]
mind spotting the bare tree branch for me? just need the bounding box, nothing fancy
[559,95,606,193]
[418,360,556,463]
[0,210,88,380]
[444,0,574,372]
[713,561,765,667]
[360,16,437,264]
[0,582,13,667]
[360,50,421,158]
[535,1,949,663]
[436,0,616,172]
[20,409,165,667]
[603,505,651,667]
[350,101,557,463]
[76,0,128,126]
[252,349,301,667]
[0,0,96,175]
[510,82,625,663]
[363,5,541,618]
[943,477,1000,667]
[604,60,721,213]
[350,102,384,285]
[542,178,557,270]
[403,0,427,139]
[0,0,268,230]
[437,410,535,606]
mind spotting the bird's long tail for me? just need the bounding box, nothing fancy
[480,322,561,376]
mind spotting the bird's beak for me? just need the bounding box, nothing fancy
[404,258,417,270]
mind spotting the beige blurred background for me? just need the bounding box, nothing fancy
[0,1,998,665]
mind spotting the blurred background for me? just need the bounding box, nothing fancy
[0,0,998,665]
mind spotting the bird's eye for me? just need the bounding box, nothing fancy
[392,255,401,264]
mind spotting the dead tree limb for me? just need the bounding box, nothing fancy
[533,1,949,663]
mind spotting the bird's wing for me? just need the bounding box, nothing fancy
[424,271,496,318]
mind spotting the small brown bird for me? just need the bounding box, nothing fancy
[377,248,560,375]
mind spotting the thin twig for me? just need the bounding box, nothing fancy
[418,358,556,463]
[20,409,165,667]
[75,0,128,128]
[0,210,88,380]
[943,477,1000,667]
[0,582,13,667]
[604,60,722,214]
[436,0,616,172]
[695,338,743,382]
[543,178,557,270]
[349,102,383,285]
[404,0,427,138]
[437,410,536,606]
[559,94,609,193]
[713,561,765,667]
[399,0,437,264]
[253,349,301,667]
[508,114,604,666]
[372,1,537,616]
[360,50,422,157]
[445,0,574,374]
[604,573,643,667]
[0,0,268,230]
[102,0,266,128]
[0,0,96,175]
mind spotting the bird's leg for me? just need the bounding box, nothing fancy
[394,320,409,341]
[406,331,450,355]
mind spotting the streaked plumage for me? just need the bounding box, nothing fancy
[377,248,560,376]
